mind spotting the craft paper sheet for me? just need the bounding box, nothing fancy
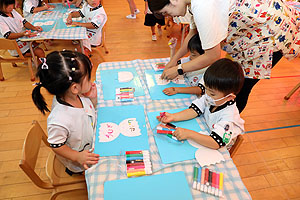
[147,108,203,164]
[32,20,55,32]
[104,171,193,200]
[94,105,149,156]
[144,70,190,100]
[100,68,145,100]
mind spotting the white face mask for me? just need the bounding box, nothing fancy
[204,93,231,106]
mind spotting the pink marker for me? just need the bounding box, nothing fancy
[66,0,71,8]
[215,173,220,196]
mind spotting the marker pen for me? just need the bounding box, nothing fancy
[157,129,174,134]
[208,170,212,194]
[200,168,205,191]
[215,173,219,196]
[219,172,224,197]
[196,166,202,190]
[126,159,145,164]
[156,126,172,131]
[126,162,151,168]
[168,42,172,45]
[127,167,152,174]
[126,156,150,162]
[127,164,151,171]
[211,171,216,195]
[166,134,183,143]
[204,168,209,193]
[126,153,149,158]
[127,168,152,177]
[192,166,198,190]
[126,150,149,155]
[166,123,176,129]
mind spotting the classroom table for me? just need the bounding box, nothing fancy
[85,58,252,200]
[19,3,87,66]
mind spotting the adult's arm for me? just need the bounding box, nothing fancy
[161,43,221,80]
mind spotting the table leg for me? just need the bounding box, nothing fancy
[29,41,38,68]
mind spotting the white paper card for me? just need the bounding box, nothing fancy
[195,145,225,167]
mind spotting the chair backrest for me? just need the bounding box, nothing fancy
[0,38,24,58]
[19,120,54,189]
[229,135,244,158]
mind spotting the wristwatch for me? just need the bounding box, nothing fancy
[177,64,184,75]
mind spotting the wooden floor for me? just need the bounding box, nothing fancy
[0,0,300,199]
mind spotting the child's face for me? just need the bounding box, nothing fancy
[189,50,200,61]
[79,76,92,94]
[2,4,14,14]
[205,87,234,106]
[87,0,100,7]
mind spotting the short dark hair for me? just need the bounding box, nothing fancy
[32,51,92,114]
[204,58,244,95]
[148,0,170,13]
[188,34,205,55]
[0,0,15,9]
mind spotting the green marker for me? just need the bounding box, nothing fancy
[193,166,198,189]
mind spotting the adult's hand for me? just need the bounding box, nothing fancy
[161,66,178,80]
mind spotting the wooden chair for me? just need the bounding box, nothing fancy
[19,120,87,200]
[0,38,35,81]
[91,25,108,62]
[229,135,244,158]
[284,82,300,100]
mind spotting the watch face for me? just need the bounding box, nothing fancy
[178,69,184,75]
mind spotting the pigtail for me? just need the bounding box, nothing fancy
[32,83,50,115]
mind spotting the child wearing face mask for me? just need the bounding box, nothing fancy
[157,58,245,150]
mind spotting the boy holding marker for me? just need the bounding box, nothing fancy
[157,58,245,150]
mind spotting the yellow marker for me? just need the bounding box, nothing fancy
[168,42,172,45]
[127,168,152,177]
[219,172,223,197]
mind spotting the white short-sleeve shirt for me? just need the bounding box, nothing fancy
[79,3,107,46]
[190,95,244,148]
[23,0,41,19]
[47,96,97,172]
[0,10,30,56]
[189,0,235,50]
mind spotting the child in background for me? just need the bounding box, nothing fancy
[157,58,245,150]
[23,0,55,19]
[0,0,45,59]
[144,0,164,41]
[126,0,140,19]
[66,0,107,57]
[32,50,99,174]
[163,34,206,96]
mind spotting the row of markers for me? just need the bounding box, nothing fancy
[125,150,152,177]
[192,166,224,197]
[116,87,134,102]
[156,123,183,143]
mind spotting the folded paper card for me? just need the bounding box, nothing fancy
[94,105,149,156]
[104,171,193,200]
[145,70,190,100]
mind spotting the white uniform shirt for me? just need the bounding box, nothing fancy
[0,10,30,56]
[79,3,107,46]
[189,96,244,148]
[47,96,97,172]
[23,0,42,19]
[189,0,235,50]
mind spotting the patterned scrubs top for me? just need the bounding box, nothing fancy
[222,0,300,79]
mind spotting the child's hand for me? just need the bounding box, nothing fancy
[66,16,73,25]
[173,127,190,141]
[163,87,177,96]
[76,148,100,170]
[34,26,43,32]
[49,4,56,8]
[168,37,177,49]
[82,82,97,99]
[75,0,82,7]
[70,21,80,26]
[62,0,66,6]
[156,112,174,123]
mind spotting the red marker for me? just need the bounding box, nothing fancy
[125,150,149,155]
[204,168,209,193]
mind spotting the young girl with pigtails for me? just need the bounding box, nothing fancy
[32,50,99,175]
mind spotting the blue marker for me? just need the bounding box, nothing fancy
[196,166,202,190]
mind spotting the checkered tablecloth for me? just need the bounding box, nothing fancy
[85,58,252,200]
[20,3,87,41]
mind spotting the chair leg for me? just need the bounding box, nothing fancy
[28,58,35,81]
[284,82,300,100]
[0,63,4,81]
[93,47,105,62]
[102,43,109,54]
